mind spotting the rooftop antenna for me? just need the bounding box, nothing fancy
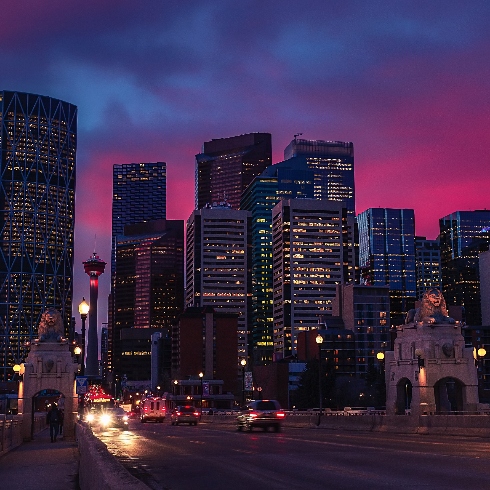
[93,234,97,254]
[294,133,303,140]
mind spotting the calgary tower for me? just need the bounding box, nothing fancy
[83,252,106,377]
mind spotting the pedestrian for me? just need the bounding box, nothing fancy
[59,408,64,435]
[46,402,60,442]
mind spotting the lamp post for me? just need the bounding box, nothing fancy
[240,359,247,407]
[78,298,89,417]
[315,334,324,417]
[477,347,487,398]
[78,298,89,377]
[199,372,204,419]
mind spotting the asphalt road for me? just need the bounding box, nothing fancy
[93,420,490,490]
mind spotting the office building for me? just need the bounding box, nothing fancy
[112,162,167,277]
[240,163,314,365]
[112,219,184,382]
[439,210,490,325]
[332,283,390,377]
[480,250,490,326]
[195,133,271,210]
[172,306,238,396]
[358,208,416,326]
[283,138,355,215]
[272,199,355,359]
[415,236,441,300]
[0,91,76,381]
[186,203,251,360]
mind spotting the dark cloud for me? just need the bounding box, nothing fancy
[2,0,490,323]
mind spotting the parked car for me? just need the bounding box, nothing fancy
[140,397,166,423]
[170,405,199,425]
[236,400,285,432]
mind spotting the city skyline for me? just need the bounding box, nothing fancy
[2,1,490,326]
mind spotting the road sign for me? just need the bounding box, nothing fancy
[76,376,88,394]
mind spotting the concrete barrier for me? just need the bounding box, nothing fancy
[0,413,46,457]
[77,423,150,490]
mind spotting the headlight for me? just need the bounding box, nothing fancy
[86,413,95,423]
[100,414,112,426]
[123,415,129,422]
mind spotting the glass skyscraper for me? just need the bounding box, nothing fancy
[0,91,77,381]
[112,162,167,277]
[358,208,416,326]
[283,138,355,215]
[439,210,490,325]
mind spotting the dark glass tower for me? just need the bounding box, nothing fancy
[0,91,77,380]
[112,162,167,277]
[113,219,184,382]
[358,208,416,326]
[283,138,355,215]
[439,210,490,325]
[195,133,272,210]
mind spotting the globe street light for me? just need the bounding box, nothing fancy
[199,372,204,419]
[78,298,89,377]
[78,298,89,417]
[316,334,324,418]
[240,359,247,407]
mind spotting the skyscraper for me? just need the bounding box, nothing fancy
[240,163,315,364]
[358,208,416,326]
[195,133,271,210]
[186,203,251,360]
[112,162,167,277]
[439,210,490,325]
[112,219,184,382]
[415,236,441,300]
[0,91,76,381]
[283,138,355,215]
[272,199,355,359]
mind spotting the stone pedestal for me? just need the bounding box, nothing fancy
[385,322,480,416]
[18,341,79,440]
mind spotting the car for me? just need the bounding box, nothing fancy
[170,405,199,425]
[236,399,285,432]
[86,407,129,430]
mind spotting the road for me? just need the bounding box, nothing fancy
[93,419,490,490]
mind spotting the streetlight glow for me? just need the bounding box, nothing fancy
[78,298,89,317]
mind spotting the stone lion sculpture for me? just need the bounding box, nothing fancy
[411,288,455,325]
[38,308,65,342]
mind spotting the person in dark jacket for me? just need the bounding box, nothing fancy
[46,403,61,442]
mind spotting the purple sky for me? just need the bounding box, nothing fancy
[2,1,490,329]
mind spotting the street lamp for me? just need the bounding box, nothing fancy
[78,298,89,418]
[316,334,324,418]
[240,359,247,407]
[199,372,204,419]
[78,298,89,377]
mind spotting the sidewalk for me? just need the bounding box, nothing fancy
[0,427,79,490]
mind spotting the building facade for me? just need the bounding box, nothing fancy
[240,163,315,365]
[332,283,391,377]
[415,236,441,300]
[112,162,167,277]
[112,219,184,382]
[439,210,490,325]
[0,91,77,381]
[283,138,355,215]
[358,208,416,326]
[186,203,251,361]
[195,133,271,211]
[272,199,355,359]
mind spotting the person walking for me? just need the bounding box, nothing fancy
[46,403,61,442]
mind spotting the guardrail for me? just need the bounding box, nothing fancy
[0,413,46,457]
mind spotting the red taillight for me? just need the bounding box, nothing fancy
[276,412,285,418]
[176,411,181,416]
[194,412,199,416]
[249,412,258,418]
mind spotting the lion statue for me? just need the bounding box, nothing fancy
[38,308,65,342]
[412,288,455,325]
